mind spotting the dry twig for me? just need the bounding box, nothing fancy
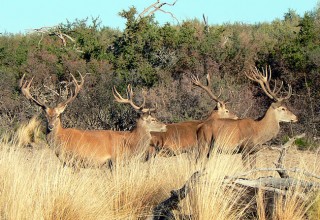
[138,0,179,24]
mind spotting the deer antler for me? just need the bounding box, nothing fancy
[245,65,292,103]
[57,71,85,107]
[191,74,225,107]
[112,85,156,114]
[20,74,48,109]
[20,72,85,109]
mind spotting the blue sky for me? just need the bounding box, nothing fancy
[1,0,319,34]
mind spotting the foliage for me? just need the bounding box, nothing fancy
[0,5,320,140]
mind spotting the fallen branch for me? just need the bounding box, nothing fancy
[151,133,318,219]
[225,167,320,181]
[270,133,306,178]
[229,176,320,190]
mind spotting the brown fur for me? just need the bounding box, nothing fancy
[197,103,298,166]
[150,104,238,156]
[21,75,166,167]
[46,108,166,167]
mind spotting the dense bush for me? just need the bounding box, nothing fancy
[0,6,319,143]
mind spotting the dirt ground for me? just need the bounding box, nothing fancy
[255,146,320,178]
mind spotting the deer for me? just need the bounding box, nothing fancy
[111,84,167,161]
[197,65,298,168]
[149,74,238,158]
[20,73,166,168]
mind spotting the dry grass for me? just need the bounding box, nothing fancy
[0,118,319,219]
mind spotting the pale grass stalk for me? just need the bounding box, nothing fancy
[308,193,320,220]
[270,158,319,220]
[0,129,198,219]
[272,185,314,220]
[174,142,249,220]
[0,122,320,219]
[11,116,43,147]
[256,189,267,220]
[254,144,320,220]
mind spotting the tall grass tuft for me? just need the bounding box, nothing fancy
[0,119,319,219]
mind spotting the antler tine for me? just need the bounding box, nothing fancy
[245,66,259,82]
[112,86,124,103]
[20,74,48,109]
[272,80,283,96]
[246,65,294,102]
[191,74,225,106]
[71,71,84,94]
[126,84,135,104]
[262,65,291,102]
[19,73,26,88]
[260,65,269,82]
[127,84,146,110]
[285,84,292,100]
[278,84,292,102]
[113,84,153,113]
[266,65,272,82]
[206,73,211,87]
[58,72,84,107]
[246,66,275,100]
[190,74,201,86]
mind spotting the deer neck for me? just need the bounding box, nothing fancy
[46,118,64,145]
[255,106,280,143]
[206,111,218,120]
[135,120,152,142]
[128,120,152,149]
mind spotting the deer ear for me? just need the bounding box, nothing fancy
[217,102,222,110]
[55,104,67,115]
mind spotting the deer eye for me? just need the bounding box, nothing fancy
[281,108,286,111]
[226,110,229,113]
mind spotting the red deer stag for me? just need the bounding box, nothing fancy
[150,74,238,157]
[197,66,298,167]
[112,84,167,160]
[20,73,166,168]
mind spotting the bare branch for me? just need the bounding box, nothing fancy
[202,14,209,34]
[137,0,179,24]
[225,167,320,181]
[270,133,306,178]
[27,26,82,53]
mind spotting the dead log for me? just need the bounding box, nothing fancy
[151,134,319,218]
[270,133,306,178]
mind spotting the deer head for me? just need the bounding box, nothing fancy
[20,72,85,131]
[245,65,298,123]
[191,74,238,120]
[112,85,167,132]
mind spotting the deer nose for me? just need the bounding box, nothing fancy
[291,116,298,123]
[48,124,54,131]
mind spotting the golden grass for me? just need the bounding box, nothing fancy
[0,118,319,219]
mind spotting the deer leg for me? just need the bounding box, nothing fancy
[107,159,113,171]
[206,137,215,159]
[144,146,157,161]
[195,139,212,164]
